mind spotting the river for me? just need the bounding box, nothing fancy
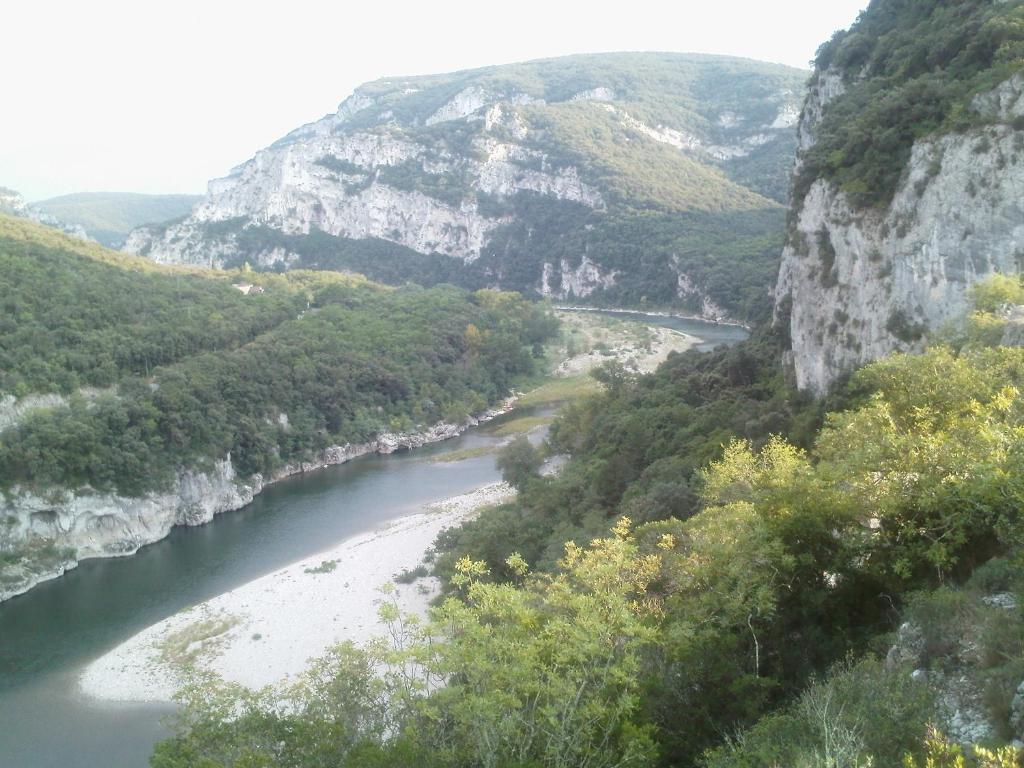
[0,313,746,767]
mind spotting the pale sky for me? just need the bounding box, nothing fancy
[2,0,869,200]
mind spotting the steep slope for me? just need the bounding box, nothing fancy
[33,191,202,247]
[125,53,806,322]
[774,0,1024,394]
[0,215,554,600]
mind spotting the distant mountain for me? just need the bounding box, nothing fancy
[124,53,807,322]
[34,191,201,247]
[0,186,93,241]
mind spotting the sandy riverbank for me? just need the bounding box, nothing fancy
[79,482,514,703]
[77,311,703,703]
[553,312,699,377]
[553,304,751,330]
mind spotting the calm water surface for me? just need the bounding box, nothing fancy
[0,314,745,767]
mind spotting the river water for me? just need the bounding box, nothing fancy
[0,313,745,767]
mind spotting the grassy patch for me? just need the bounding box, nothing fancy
[395,564,430,584]
[489,415,554,437]
[304,559,339,574]
[433,445,498,463]
[517,375,601,408]
[157,614,240,668]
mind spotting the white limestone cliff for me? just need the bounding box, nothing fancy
[0,187,93,241]
[124,88,602,267]
[775,71,1024,395]
[538,256,619,300]
[672,264,731,322]
[0,400,516,602]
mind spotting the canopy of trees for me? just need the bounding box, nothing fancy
[152,278,1024,766]
[798,0,1024,208]
[0,216,557,496]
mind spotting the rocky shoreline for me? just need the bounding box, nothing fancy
[0,397,517,603]
[1,306,704,603]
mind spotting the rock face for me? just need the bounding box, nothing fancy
[1011,680,1024,739]
[126,101,603,267]
[123,53,804,320]
[539,256,619,300]
[883,601,1020,748]
[671,261,731,322]
[0,401,514,602]
[137,129,594,266]
[775,70,1024,395]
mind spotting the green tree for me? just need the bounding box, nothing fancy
[496,435,543,490]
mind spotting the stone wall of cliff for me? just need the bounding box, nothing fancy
[775,71,1024,395]
[0,403,512,602]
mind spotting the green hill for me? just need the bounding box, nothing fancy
[0,215,553,497]
[34,191,201,247]
[796,0,1024,208]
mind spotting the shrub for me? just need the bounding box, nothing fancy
[495,435,543,490]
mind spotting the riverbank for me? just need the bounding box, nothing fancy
[554,304,752,331]
[2,307,705,605]
[77,311,699,702]
[79,481,515,702]
[1,310,740,768]
[0,398,518,604]
[552,316,698,378]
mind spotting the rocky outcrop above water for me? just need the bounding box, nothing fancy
[775,69,1024,395]
[0,401,515,602]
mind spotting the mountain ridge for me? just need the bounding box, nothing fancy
[124,52,807,322]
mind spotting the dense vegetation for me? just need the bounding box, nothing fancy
[152,276,1024,765]
[0,217,301,396]
[797,0,1024,208]
[33,191,201,246]
[255,202,786,324]
[0,217,556,497]
[527,101,775,213]
[432,322,818,577]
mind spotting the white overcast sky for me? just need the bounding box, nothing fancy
[2,0,869,200]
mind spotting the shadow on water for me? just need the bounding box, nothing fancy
[0,314,746,767]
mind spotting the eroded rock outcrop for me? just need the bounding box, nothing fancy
[539,256,619,300]
[0,400,515,602]
[0,186,93,241]
[775,71,1024,394]
[125,89,604,267]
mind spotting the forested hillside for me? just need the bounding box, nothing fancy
[151,275,1024,767]
[0,216,554,494]
[125,53,806,322]
[798,0,1024,208]
[0,215,555,592]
